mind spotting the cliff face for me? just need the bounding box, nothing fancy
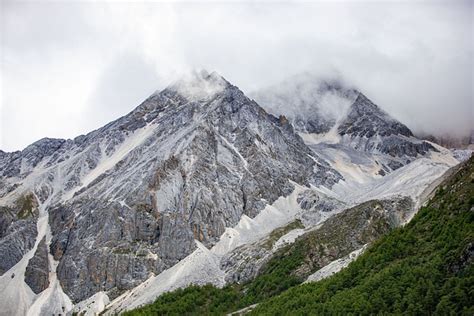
[0,71,457,314]
[0,71,341,303]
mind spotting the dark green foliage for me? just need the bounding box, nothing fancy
[122,285,242,316]
[16,193,38,219]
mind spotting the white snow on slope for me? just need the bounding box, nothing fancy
[272,228,307,251]
[27,212,73,316]
[317,150,459,209]
[0,193,73,316]
[105,240,225,314]
[103,149,459,314]
[305,245,368,283]
[105,183,308,314]
[212,182,306,256]
[64,123,156,200]
[72,292,110,316]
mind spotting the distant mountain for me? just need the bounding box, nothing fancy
[251,73,358,134]
[337,92,435,160]
[253,74,437,174]
[417,132,474,150]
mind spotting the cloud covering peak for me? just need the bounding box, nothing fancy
[1,1,472,150]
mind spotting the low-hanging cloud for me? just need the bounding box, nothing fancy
[1,0,472,151]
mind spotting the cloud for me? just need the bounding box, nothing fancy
[1,0,472,151]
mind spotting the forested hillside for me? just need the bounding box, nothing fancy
[123,156,473,315]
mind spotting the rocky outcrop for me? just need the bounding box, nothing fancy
[291,197,413,278]
[338,93,436,158]
[221,190,346,284]
[221,197,413,285]
[25,237,50,294]
[0,217,37,275]
[0,194,39,275]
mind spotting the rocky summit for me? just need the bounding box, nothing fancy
[0,71,462,315]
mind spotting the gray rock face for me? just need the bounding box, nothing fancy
[338,93,412,138]
[338,93,436,158]
[0,217,37,275]
[25,237,50,294]
[0,138,65,180]
[0,71,342,303]
[0,194,39,275]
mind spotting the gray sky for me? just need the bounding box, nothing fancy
[1,0,472,151]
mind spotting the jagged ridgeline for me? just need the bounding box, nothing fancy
[125,157,473,315]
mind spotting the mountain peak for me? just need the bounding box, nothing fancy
[166,70,231,101]
[338,92,413,138]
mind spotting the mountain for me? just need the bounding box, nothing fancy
[250,73,358,134]
[337,92,436,164]
[0,71,464,315]
[253,75,438,176]
[128,155,473,316]
[0,71,340,313]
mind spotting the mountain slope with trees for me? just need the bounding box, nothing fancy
[123,155,473,315]
[252,156,473,315]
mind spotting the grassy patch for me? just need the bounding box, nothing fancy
[16,193,38,219]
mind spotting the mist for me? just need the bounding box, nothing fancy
[1,0,472,151]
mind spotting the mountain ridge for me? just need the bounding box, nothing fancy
[0,71,463,315]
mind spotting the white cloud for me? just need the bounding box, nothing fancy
[1,0,472,151]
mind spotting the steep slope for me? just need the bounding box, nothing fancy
[122,155,472,316]
[0,71,341,311]
[337,92,435,162]
[250,73,358,134]
[104,76,462,314]
[121,196,414,316]
[252,156,473,315]
[0,71,462,315]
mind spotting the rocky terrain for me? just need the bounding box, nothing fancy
[0,71,465,315]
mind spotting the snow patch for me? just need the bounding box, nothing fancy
[272,228,306,251]
[106,240,225,314]
[64,123,156,200]
[305,245,367,283]
[73,291,110,316]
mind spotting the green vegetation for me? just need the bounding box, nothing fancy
[125,157,473,315]
[112,247,133,255]
[16,193,38,219]
[123,285,241,316]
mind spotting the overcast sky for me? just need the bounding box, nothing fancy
[1,0,472,151]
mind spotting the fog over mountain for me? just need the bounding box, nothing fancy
[1,0,472,151]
